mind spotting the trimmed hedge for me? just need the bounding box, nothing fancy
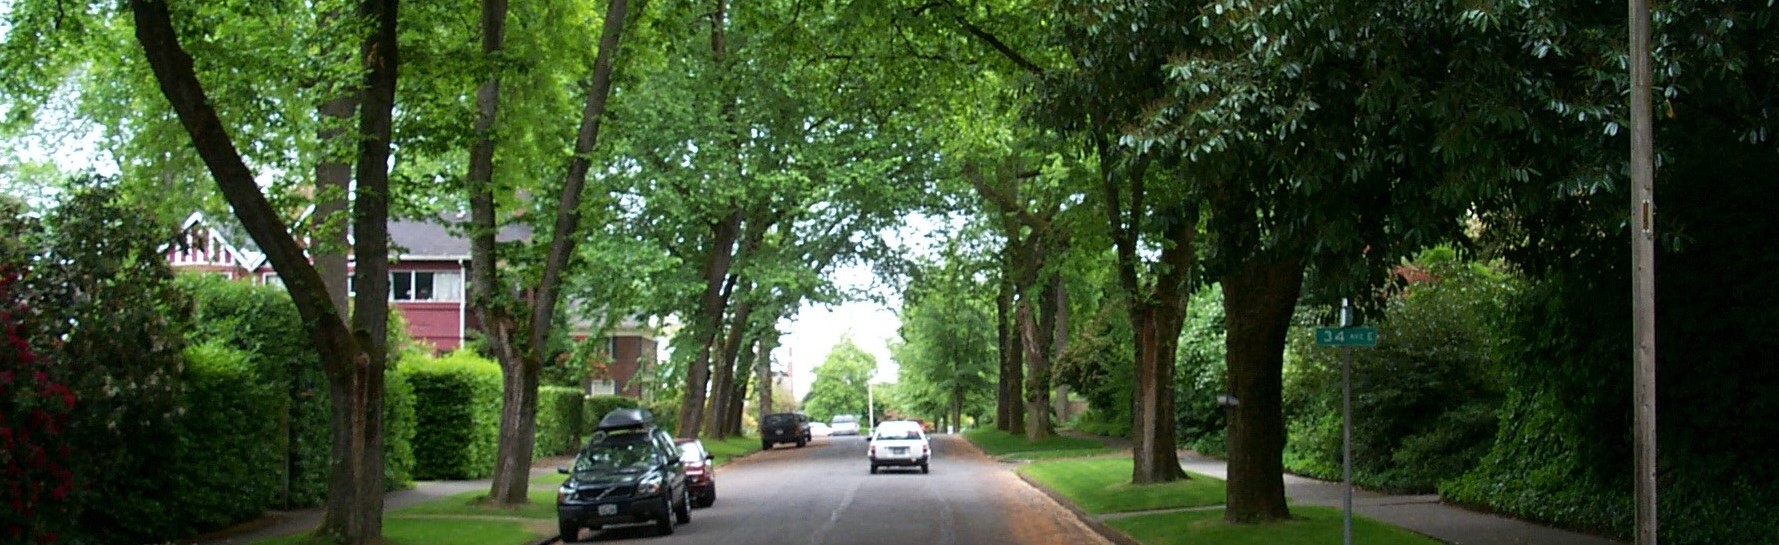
[536,386,587,457]
[401,350,503,479]
[582,394,643,435]
[157,342,285,537]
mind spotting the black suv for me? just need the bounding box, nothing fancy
[556,408,692,541]
[760,412,811,450]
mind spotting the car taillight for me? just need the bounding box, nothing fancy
[922,444,929,455]
[869,445,877,457]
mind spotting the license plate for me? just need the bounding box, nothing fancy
[891,447,907,455]
[596,504,617,516]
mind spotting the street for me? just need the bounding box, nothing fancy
[566,435,1112,545]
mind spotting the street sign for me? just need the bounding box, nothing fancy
[1316,326,1378,347]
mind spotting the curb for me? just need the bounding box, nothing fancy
[1014,471,1144,545]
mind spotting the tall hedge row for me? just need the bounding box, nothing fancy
[401,350,503,479]
[160,343,285,536]
[537,386,588,457]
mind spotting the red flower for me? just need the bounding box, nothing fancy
[37,531,56,544]
[0,370,13,385]
[31,371,47,384]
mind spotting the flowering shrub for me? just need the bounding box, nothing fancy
[0,265,75,545]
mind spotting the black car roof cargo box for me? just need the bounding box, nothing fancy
[596,408,654,431]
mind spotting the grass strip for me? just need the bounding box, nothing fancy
[996,447,1118,462]
[249,518,540,545]
[702,434,764,464]
[391,488,558,520]
[1108,506,1444,545]
[963,428,1105,456]
[1019,457,1225,514]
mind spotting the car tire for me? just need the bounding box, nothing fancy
[674,488,692,524]
[869,464,878,474]
[796,438,807,448]
[696,483,716,508]
[559,521,580,543]
[656,495,676,535]
[762,441,772,450]
[921,463,930,474]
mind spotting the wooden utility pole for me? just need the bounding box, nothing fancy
[1628,0,1659,542]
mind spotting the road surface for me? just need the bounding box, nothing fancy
[565,434,1111,545]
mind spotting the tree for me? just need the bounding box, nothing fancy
[128,0,399,541]
[893,229,999,431]
[462,0,640,506]
[801,337,877,422]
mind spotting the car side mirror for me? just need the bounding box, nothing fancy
[557,467,571,475]
[865,436,873,442]
[705,453,714,461]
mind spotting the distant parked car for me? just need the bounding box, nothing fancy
[809,421,833,437]
[760,412,811,449]
[830,414,861,436]
[675,439,716,508]
[867,420,930,474]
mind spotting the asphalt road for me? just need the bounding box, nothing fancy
[566,434,1111,545]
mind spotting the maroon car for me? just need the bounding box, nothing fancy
[675,439,717,508]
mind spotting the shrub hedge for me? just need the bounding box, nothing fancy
[401,350,503,479]
[536,386,588,457]
[162,342,285,536]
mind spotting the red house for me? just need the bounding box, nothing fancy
[168,211,657,396]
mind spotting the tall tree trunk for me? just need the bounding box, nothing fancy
[757,333,775,425]
[485,0,633,505]
[995,274,1014,430]
[1221,255,1303,523]
[130,2,388,541]
[678,210,743,438]
[1128,301,1188,483]
[726,345,751,436]
[1019,298,1052,440]
[334,0,399,536]
[707,297,753,438]
[314,106,352,315]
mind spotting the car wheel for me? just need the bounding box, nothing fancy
[921,463,930,474]
[559,520,580,543]
[762,441,772,450]
[796,438,807,448]
[655,496,676,535]
[869,464,878,474]
[674,488,692,524]
[699,484,716,508]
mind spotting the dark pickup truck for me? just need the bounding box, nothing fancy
[760,412,811,450]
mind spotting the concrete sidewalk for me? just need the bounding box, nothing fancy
[1059,431,1622,545]
[192,459,572,545]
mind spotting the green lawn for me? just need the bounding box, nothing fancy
[392,488,558,519]
[996,447,1118,462]
[1109,506,1445,545]
[963,428,1106,456]
[248,518,540,545]
[702,434,764,464]
[1018,458,1225,514]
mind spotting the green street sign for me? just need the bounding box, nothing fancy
[1316,326,1379,347]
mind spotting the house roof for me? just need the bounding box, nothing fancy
[389,212,531,260]
[181,210,532,269]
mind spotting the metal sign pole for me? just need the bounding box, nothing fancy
[1341,299,1354,545]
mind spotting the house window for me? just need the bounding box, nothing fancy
[261,273,283,288]
[588,380,616,396]
[390,271,462,302]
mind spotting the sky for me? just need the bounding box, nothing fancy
[773,263,903,400]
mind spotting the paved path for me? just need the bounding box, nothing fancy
[1058,431,1623,545]
[193,459,572,545]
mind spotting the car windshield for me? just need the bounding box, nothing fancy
[832,415,857,424]
[574,440,657,473]
[764,414,797,425]
[875,428,921,440]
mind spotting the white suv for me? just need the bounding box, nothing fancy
[867,420,930,474]
[830,414,861,436]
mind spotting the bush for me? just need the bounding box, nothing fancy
[1069,407,1131,439]
[581,395,642,434]
[536,386,587,457]
[1283,248,1516,493]
[385,368,417,488]
[160,343,284,536]
[400,350,503,479]
[1175,284,1227,452]
[180,274,333,506]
